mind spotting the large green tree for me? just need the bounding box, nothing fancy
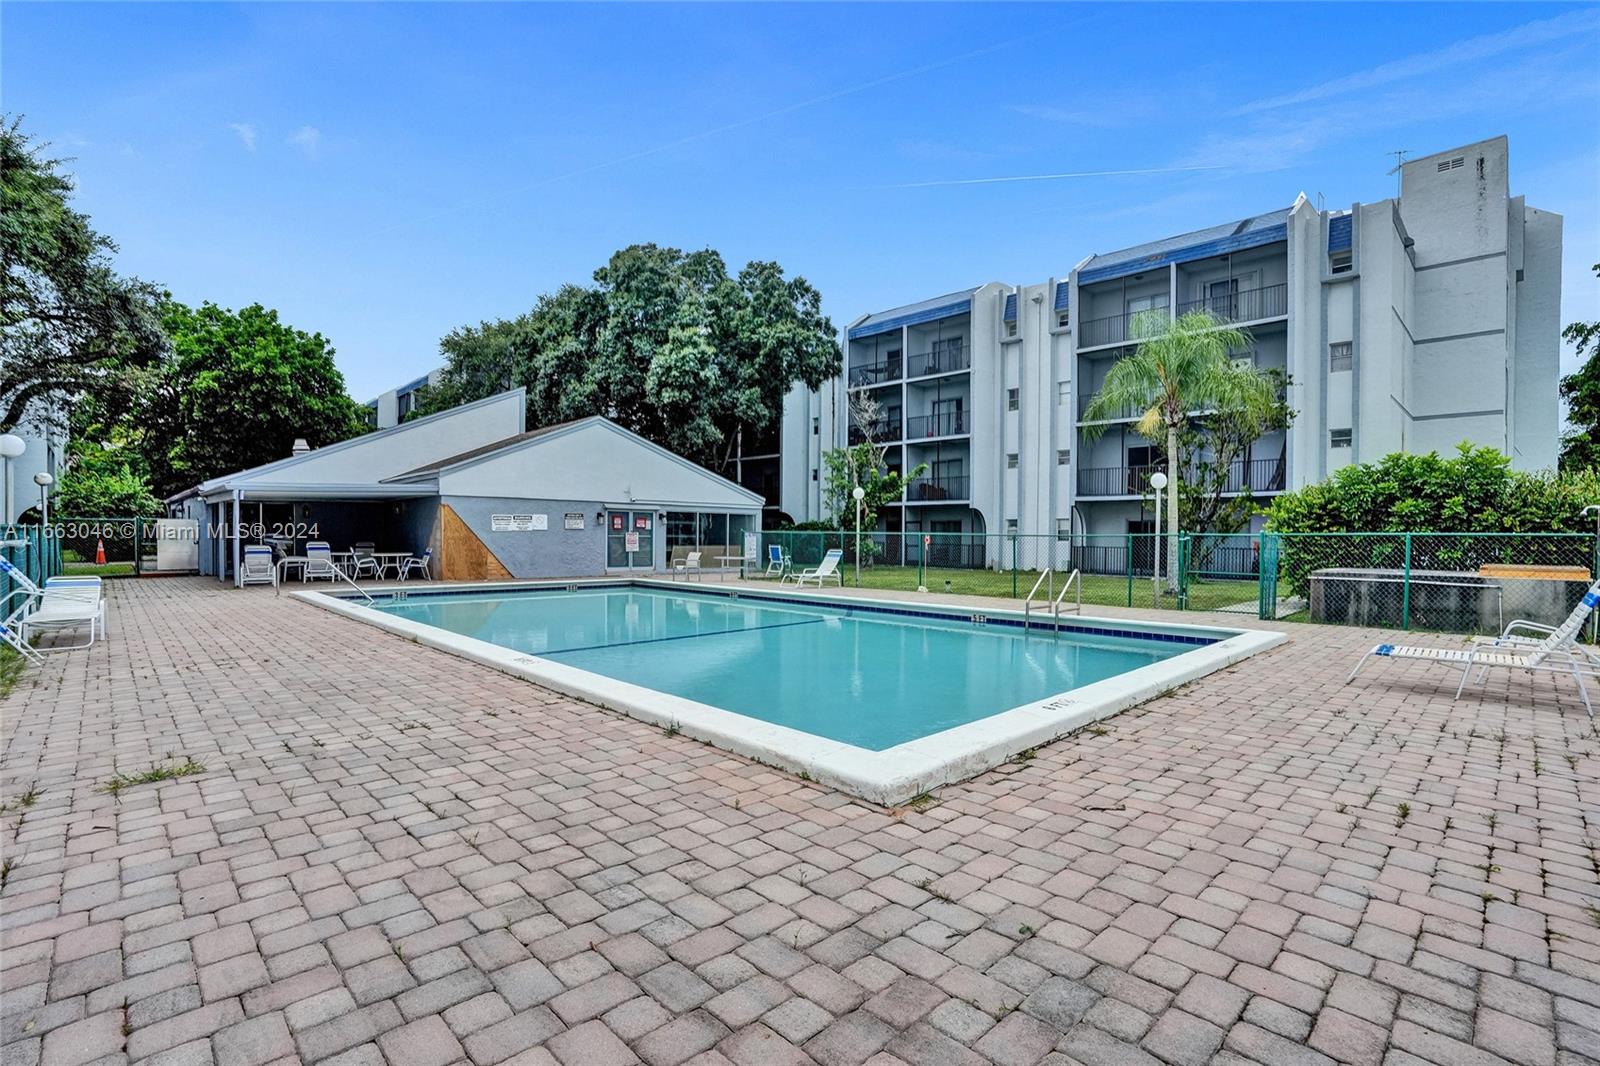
[1,117,166,431]
[1081,310,1281,579]
[1559,262,1600,471]
[88,301,365,498]
[418,244,840,472]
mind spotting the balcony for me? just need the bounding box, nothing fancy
[847,414,902,445]
[1076,456,1286,498]
[906,476,970,503]
[908,343,969,378]
[906,411,968,440]
[1078,392,1149,422]
[1176,283,1288,324]
[1078,304,1170,349]
[848,358,902,388]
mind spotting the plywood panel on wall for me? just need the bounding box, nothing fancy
[440,504,512,581]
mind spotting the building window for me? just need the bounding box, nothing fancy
[1007,453,1019,469]
[397,391,417,421]
[811,468,818,481]
[1329,342,1353,372]
[1329,249,1353,275]
[1006,519,1019,534]
[1056,310,1070,329]
[1057,449,1070,466]
[1056,518,1071,542]
[1007,388,1019,411]
[1331,428,1352,448]
[1057,381,1070,406]
[812,417,819,435]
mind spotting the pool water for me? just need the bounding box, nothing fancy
[373,586,1200,751]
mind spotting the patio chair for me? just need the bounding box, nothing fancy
[303,542,341,582]
[1347,578,1600,722]
[241,545,277,587]
[781,548,844,588]
[764,545,790,578]
[673,551,702,581]
[399,548,432,582]
[0,559,105,653]
[348,543,380,580]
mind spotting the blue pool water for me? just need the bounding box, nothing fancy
[372,586,1205,751]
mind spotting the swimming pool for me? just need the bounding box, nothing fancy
[300,580,1285,803]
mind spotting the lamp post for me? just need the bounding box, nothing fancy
[1150,471,1168,602]
[0,434,25,527]
[852,485,865,589]
[34,472,53,530]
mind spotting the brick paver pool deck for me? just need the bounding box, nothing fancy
[2,577,1597,1066]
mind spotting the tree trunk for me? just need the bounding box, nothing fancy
[1166,424,1180,593]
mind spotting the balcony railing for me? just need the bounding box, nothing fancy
[1077,303,1170,349]
[1176,283,1288,324]
[1078,393,1148,422]
[907,476,970,502]
[906,411,968,439]
[847,414,902,444]
[1077,463,1160,497]
[848,358,902,388]
[1077,456,1286,497]
[908,344,969,378]
[1219,455,1287,494]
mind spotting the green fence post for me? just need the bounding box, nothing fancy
[1125,533,1134,607]
[1178,535,1190,611]
[1401,532,1413,631]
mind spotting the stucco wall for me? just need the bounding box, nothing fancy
[444,495,610,578]
[1513,205,1563,471]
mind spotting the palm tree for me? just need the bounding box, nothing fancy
[1081,310,1279,588]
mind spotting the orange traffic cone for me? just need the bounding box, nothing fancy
[95,537,106,566]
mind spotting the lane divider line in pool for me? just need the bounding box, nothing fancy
[542,616,827,657]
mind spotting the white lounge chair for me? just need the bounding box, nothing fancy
[674,551,703,581]
[1347,579,1600,721]
[0,559,105,652]
[241,545,277,587]
[303,542,341,582]
[399,548,432,582]
[782,548,844,588]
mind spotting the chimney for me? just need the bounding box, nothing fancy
[291,438,311,457]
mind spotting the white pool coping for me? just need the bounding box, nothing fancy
[293,579,1287,806]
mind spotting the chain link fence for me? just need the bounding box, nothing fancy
[1264,531,1599,635]
[49,517,156,576]
[1,525,63,609]
[758,528,1600,635]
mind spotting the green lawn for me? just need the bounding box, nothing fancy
[61,561,136,577]
[813,565,1261,614]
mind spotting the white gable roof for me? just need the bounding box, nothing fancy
[198,390,525,499]
[432,417,763,510]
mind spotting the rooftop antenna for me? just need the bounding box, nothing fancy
[1385,149,1410,199]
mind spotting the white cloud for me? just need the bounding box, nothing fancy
[1235,8,1600,115]
[228,123,258,152]
[287,125,322,159]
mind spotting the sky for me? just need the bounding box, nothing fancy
[5,2,1599,401]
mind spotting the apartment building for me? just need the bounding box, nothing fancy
[364,367,445,430]
[784,135,1563,541]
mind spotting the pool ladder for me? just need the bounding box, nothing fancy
[1024,568,1082,631]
